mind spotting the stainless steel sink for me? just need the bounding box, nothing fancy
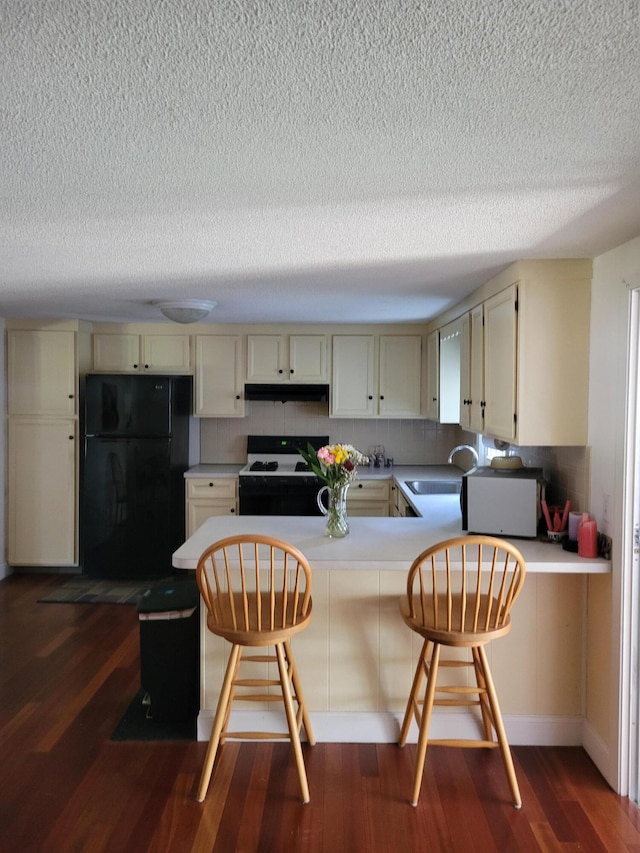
[405,479,461,495]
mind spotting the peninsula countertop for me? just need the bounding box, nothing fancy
[172,496,610,574]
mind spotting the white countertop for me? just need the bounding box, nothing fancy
[172,495,610,574]
[184,464,243,478]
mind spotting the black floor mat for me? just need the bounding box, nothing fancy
[111,688,197,742]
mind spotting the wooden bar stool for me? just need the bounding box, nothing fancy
[398,535,527,807]
[195,534,315,803]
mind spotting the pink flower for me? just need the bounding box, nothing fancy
[317,447,335,465]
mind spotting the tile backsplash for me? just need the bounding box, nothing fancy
[198,401,591,512]
[199,401,464,466]
[506,444,591,514]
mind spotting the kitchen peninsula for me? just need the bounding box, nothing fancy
[173,496,609,748]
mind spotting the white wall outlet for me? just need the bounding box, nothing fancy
[603,493,611,524]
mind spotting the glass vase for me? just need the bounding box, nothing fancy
[316,483,350,538]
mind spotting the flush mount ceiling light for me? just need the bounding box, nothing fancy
[156,299,217,324]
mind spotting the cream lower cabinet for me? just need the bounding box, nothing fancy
[8,418,77,565]
[185,478,238,536]
[347,479,390,516]
[391,483,412,517]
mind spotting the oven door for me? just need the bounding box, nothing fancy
[239,476,323,516]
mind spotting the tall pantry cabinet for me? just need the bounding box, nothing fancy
[6,323,91,566]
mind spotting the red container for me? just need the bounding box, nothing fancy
[578,515,598,558]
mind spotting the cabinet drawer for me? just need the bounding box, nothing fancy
[348,480,390,501]
[187,478,237,499]
[348,501,390,517]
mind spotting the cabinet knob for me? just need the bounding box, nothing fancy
[368,395,373,400]
[144,364,149,369]
[357,483,363,489]
[380,395,384,400]
[230,508,235,514]
[208,482,214,487]
[290,369,294,374]
[278,369,284,374]
[236,395,241,400]
[68,394,74,399]
[432,396,437,402]
[133,364,138,369]
[69,435,74,440]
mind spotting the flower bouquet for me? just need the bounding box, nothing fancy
[299,443,369,537]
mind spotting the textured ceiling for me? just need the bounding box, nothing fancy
[2,0,640,324]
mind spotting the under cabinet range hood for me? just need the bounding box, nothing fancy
[244,383,329,403]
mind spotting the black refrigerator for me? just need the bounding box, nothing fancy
[81,374,191,580]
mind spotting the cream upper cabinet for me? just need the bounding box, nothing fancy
[246,334,327,382]
[7,330,76,415]
[93,333,191,373]
[331,335,376,417]
[378,335,422,418]
[332,334,422,418]
[459,312,472,430]
[469,263,590,445]
[468,304,485,433]
[483,286,518,440]
[460,304,485,432]
[194,335,245,417]
[425,330,439,421]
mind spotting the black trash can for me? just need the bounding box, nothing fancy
[137,580,200,724]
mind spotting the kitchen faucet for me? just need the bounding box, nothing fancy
[447,444,479,466]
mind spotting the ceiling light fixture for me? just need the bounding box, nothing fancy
[156,299,217,324]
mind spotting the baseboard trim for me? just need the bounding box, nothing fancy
[0,561,10,581]
[197,709,585,746]
[582,718,612,788]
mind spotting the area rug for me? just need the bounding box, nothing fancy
[111,688,197,741]
[38,577,171,605]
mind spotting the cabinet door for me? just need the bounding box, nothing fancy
[246,335,285,381]
[8,418,76,565]
[187,501,237,536]
[142,335,191,372]
[438,322,461,424]
[289,335,327,382]
[380,336,422,418]
[195,336,244,417]
[8,330,76,416]
[331,336,376,417]
[483,286,517,440]
[93,334,140,372]
[469,304,485,433]
[459,313,471,430]
[425,331,439,421]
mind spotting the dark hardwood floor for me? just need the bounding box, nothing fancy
[1,573,640,852]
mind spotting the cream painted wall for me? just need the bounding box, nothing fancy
[586,234,640,791]
[0,317,6,579]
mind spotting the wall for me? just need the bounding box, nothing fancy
[199,401,466,466]
[0,317,6,579]
[584,234,640,791]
